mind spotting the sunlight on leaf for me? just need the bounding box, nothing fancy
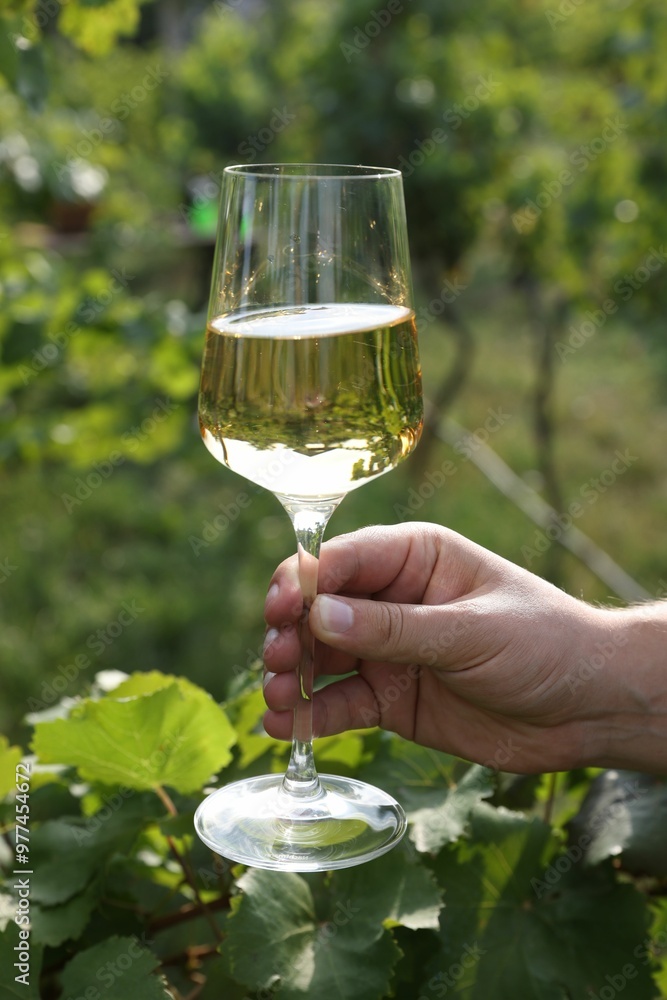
[0,735,22,799]
[31,672,235,793]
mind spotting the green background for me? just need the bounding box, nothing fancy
[1,2,667,997]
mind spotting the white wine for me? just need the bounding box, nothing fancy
[199,303,423,500]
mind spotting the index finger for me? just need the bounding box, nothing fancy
[265,522,440,629]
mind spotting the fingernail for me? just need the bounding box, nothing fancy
[263,628,279,655]
[263,670,277,690]
[317,595,354,634]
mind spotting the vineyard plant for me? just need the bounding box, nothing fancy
[2,669,667,999]
[1,0,667,997]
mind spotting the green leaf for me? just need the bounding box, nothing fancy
[30,882,99,947]
[361,739,494,852]
[421,803,656,999]
[305,731,365,772]
[224,868,401,1000]
[32,673,235,793]
[333,840,443,933]
[0,17,19,88]
[568,769,667,876]
[59,0,145,57]
[0,920,42,999]
[109,671,180,698]
[16,42,48,112]
[649,899,667,995]
[224,686,277,770]
[0,736,22,798]
[59,935,170,1000]
[29,792,161,905]
[196,952,249,1000]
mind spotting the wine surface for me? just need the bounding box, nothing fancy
[199,303,423,500]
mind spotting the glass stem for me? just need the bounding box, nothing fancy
[278,496,343,799]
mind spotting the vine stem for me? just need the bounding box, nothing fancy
[148,896,230,933]
[154,784,223,944]
[277,496,342,799]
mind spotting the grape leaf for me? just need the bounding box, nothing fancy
[109,671,184,698]
[197,951,255,1000]
[31,673,235,793]
[313,732,365,771]
[59,935,170,1000]
[421,803,656,999]
[0,921,42,999]
[30,881,99,947]
[0,15,22,90]
[361,738,494,852]
[568,769,667,876]
[16,42,48,112]
[223,868,401,1000]
[58,0,144,57]
[333,840,443,932]
[29,792,161,905]
[649,899,667,995]
[0,736,22,799]
[226,685,366,775]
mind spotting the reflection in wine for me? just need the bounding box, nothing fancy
[199,303,423,500]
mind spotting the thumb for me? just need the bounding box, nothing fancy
[310,594,469,666]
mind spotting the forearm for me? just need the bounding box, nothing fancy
[582,603,667,773]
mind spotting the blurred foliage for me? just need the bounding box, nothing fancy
[0,0,665,733]
[1,672,666,998]
[0,0,666,996]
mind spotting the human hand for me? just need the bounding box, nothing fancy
[262,522,620,774]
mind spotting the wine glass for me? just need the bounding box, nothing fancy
[194,163,423,871]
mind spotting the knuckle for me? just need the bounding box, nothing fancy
[376,601,405,650]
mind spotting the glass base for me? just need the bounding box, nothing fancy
[194,773,407,872]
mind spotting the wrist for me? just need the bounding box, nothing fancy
[576,603,667,772]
